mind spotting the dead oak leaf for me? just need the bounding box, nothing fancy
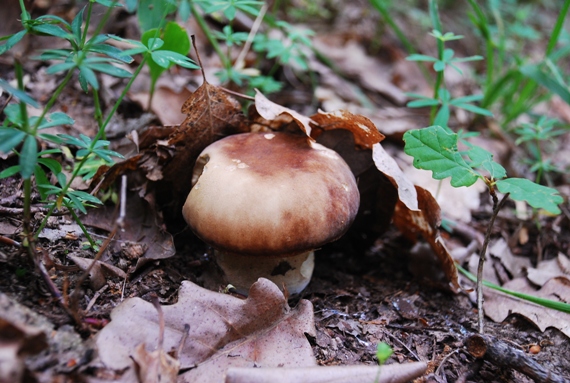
[159,81,248,203]
[310,109,385,149]
[254,89,315,136]
[393,185,460,292]
[131,343,180,383]
[483,277,570,338]
[96,278,316,383]
[82,192,175,272]
[372,143,418,211]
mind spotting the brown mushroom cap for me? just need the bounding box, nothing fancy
[182,132,360,257]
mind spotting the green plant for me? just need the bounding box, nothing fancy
[0,0,199,250]
[513,116,568,184]
[131,0,314,95]
[467,0,570,131]
[373,342,393,383]
[140,21,192,109]
[395,0,564,334]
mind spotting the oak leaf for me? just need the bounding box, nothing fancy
[96,278,316,383]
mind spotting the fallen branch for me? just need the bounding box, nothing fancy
[465,333,570,383]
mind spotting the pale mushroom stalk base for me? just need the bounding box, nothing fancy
[215,250,315,296]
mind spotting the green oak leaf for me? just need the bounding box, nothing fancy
[403,125,479,187]
[496,178,563,215]
[466,145,506,180]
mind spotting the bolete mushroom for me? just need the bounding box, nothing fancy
[182,132,359,295]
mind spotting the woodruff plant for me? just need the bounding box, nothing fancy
[0,0,199,249]
[400,0,563,334]
[130,0,314,95]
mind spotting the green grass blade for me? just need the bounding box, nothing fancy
[457,264,570,314]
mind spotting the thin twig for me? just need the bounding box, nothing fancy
[234,3,268,71]
[384,330,420,361]
[477,190,510,333]
[68,175,127,323]
[0,235,21,247]
[219,86,255,101]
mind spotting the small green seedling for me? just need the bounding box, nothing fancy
[376,342,393,365]
[403,125,563,215]
[374,342,393,383]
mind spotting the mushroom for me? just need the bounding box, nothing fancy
[182,132,360,295]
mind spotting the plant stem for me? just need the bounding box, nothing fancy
[190,4,231,69]
[65,201,97,249]
[428,0,444,124]
[477,190,510,334]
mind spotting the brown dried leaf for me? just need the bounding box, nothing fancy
[393,186,460,292]
[155,81,248,205]
[310,109,384,149]
[527,252,570,287]
[82,192,175,270]
[483,277,570,337]
[254,90,315,136]
[0,318,47,383]
[225,362,428,383]
[131,343,180,383]
[96,279,316,383]
[68,255,127,290]
[372,143,418,211]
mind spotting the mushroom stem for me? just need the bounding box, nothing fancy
[215,250,315,296]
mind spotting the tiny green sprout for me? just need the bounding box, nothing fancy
[376,342,393,365]
[15,268,28,278]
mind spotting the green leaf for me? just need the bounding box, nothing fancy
[71,7,85,44]
[32,24,71,40]
[453,102,494,117]
[496,178,563,215]
[0,165,21,179]
[34,165,51,200]
[79,66,99,90]
[403,125,480,187]
[152,50,199,69]
[0,30,27,55]
[466,145,507,179]
[150,51,170,68]
[433,104,450,127]
[20,135,38,179]
[137,0,176,31]
[142,22,193,85]
[376,342,393,365]
[0,78,39,108]
[407,99,439,108]
[89,43,134,63]
[37,157,62,174]
[94,0,123,7]
[84,62,132,78]
[178,0,191,21]
[0,128,26,154]
[46,62,77,74]
[520,64,570,105]
[406,54,438,62]
[37,112,75,129]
